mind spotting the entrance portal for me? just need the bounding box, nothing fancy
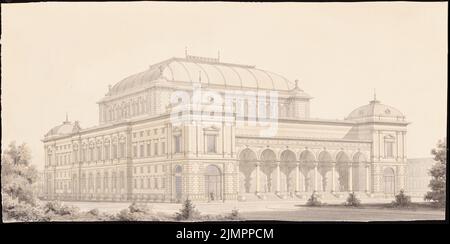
[383,167,395,195]
[205,165,222,201]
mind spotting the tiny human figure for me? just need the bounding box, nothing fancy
[210,192,215,201]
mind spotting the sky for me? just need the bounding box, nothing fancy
[1,2,447,170]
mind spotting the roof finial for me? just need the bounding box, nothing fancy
[185,46,188,58]
[217,50,220,61]
[295,79,299,89]
[64,113,69,123]
[374,88,377,101]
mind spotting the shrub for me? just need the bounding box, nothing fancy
[115,209,142,221]
[306,191,322,206]
[87,208,100,216]
[225,209,243,220]
[345,192,361,207]
[2,193,49,222]
[43,200,79,216]
[175,199,201,220]
[391,189,412,208]
[129,201,151,214]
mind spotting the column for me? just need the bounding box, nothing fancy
[295,163,300,192]
[331,163,336,192]
[276,162,281,193]
[313,163,318,192]
[348,162,353,192]
[365,163,370,192]
[255,162,260,194]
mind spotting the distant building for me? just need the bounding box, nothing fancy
[406,158,435,198]
[42,54,409,202]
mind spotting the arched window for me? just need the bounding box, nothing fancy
[112,172,117,190]
[104,171,109,190]
[96,172,101,190]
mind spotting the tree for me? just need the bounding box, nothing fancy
[175,199,201,220]
[424,139,446,207]
[1,141,39,205]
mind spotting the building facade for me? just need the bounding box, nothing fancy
[42,55,409,202]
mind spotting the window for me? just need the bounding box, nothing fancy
[119,142,125,158]
[104,144,110,160]
[120,171,125,189]
[147,178,151,189]
[140,166,143,174]
[83,148,87,161]
[161,177,165,189]
[112,172,117,190]
[174,135,181,153]
[140,131,144,137]
[73,150,77,163]
[154,178,158,189]
[104,172,109,190]
[161,142,166,154]
[112,144,117,159]
[385,141,394,158]
[146,143,151,157]
[133,145,137,158]
[206,135,217,153]
[96,173,101,190]
[90,148,94,161]
[154,142,159,156]
[140,144,144,158]
[97,146,102,161]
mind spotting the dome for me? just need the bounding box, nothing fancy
[107,56,297,97]
[45,118,81,137]
[346,98,405,121]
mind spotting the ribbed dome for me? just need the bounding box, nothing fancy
[346,99,405,121]
[45,120,81,137]
[107,56,296,97]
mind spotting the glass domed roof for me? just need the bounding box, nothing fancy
[107,56,296,97]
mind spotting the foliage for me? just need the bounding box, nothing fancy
[2,192,49,222]
[175,199,201,220]
[225,209,243,220]
[1,141,39,206]
[43,200,80,216]
[345,192,361,207]
[87,208,100,216]
[391,189,412,208]
[424,139,446,207]
[129,201,151,213]
[306,191,322,206]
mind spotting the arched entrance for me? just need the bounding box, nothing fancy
[383,167,395,195]
[205,165,222,201]
[174,165,183,202]
[239,148,257,193]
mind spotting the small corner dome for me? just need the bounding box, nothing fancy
[45,119,81,137]
[346,98,405,121]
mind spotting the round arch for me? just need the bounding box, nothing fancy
[205,165,222,201]
[280,149,297,162]
[318,151,333,163]
[383,167,395,195]
[299,150,316,163]
[260,149,277,162]
[352,152,367,163]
